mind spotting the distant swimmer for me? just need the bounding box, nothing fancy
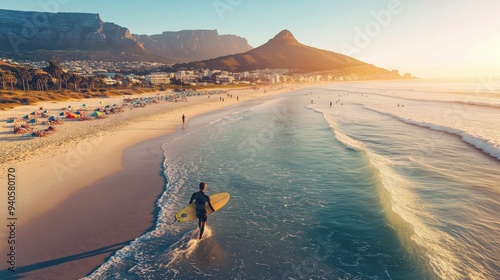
[189,182,215,239]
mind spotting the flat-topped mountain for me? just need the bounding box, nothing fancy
[0,10,251,63]
[134,30,252,63]
[179,30,390,76]
[0,9,168,62]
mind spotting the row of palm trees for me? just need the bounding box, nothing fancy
[0,60,129,92]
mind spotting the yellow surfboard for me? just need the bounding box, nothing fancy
[175,192,230,222]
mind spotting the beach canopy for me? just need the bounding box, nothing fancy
[66,113,78,119]
[48,116,61,121]
[91,111,103,117]
[6,118,14,123]
[28,118,39,123]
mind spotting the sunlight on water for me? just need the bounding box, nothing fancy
[86,81,499,280]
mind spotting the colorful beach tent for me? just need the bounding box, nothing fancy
[48,116,61,121]
[91,111,103,117]
[66,113,78,119]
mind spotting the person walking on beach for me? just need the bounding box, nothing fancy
[182,114,185,124]
[189,182,215,239]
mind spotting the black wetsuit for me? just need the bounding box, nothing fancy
[189,191,214,222]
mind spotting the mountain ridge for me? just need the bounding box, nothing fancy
[178,29,390,76]
[0,9,252,63]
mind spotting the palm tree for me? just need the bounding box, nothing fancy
[34,70,50,91]
[0,71,16,91]
[17,69,32,91]
[95,74,107,89]
[70,74,83,91]
[0,70,6,90]
[115,73,123,89]
[6,72,17,90]
[61,72,71,91]
[43,59,64,90]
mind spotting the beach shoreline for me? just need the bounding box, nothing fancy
[0,83,315,279]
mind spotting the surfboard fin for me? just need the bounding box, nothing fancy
[168,217,178,225]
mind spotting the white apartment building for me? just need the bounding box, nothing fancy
[218,75,234,84]
[145,73,171,85]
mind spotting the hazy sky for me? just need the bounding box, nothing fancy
[2,0,499,78]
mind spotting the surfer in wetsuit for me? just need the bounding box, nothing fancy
[189,182,215,239]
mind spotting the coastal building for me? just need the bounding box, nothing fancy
[218,75,234,84]
[103,77,117,85]
[145,73,171,85]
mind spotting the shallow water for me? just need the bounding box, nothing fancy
[86,80,500,280]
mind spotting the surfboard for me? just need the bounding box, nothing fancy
[174,192,230,222]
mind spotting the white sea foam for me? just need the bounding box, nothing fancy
[364,107,500,161]
[310,104,468,279]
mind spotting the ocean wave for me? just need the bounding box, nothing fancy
[320,85,500,110]
[83,147,186,279]
[364,107,500,161]
[309,105,473,279]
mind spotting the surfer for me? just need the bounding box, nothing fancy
[189,182,215,239]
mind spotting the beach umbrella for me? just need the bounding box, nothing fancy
[105,105,110,108]
[91,111,103,117]
[82,104,86,107]
[59,112,65,116]
[6,118,14,123]
[30,111,36,115]
[28,118,38,123]
[74,111,81,115]
[23,115,30,119]
[66,113,77,119]
[43,110,50,113]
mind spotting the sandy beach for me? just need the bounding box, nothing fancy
[0,84,308,279]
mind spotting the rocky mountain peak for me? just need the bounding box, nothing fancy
[268,29,299,44]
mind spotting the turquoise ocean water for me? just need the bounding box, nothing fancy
[85,79,500,279]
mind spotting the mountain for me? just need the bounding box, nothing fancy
[134,30,252,63]
[0,9,252,64]
[178,30,390,76]
[0,9,173,63]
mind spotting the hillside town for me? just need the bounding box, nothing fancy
[1,57,413,91]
